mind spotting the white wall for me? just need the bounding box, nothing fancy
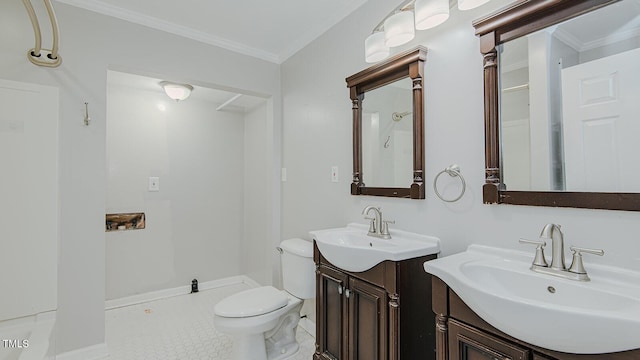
[243,102,273,286]
[281,0,640,284]
[106,79,250,300]
[0,80,59,322]
[0,1,280,355]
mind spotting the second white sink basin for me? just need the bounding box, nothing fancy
[310,223,440,272]
[424,245,640,354]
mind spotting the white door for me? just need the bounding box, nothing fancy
[0,79,59,321]
[562,47,640,192]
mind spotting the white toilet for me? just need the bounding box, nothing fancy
[213,238,315,360]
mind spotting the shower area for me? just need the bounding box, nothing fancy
[361,77,413,188]
[105,70,273,302]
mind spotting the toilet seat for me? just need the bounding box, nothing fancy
[214,286,288,318]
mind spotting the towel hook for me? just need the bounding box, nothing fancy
[84,102,91,126]
[433,164,466,202]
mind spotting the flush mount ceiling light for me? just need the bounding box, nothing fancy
[159,81,193,101]
[364,0,491,63]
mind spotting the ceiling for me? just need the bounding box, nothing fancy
[553,0,640,52]
[55,0,368,64]
[108,70,267,112]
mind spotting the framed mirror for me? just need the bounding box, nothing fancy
[346,46,427,199]
[474,0,640,211]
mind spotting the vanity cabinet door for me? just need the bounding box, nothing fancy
[449,319,529,360]
[316,265,349,360]
[348,277,388,360]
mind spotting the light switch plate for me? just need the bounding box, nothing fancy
[331,166,339,182]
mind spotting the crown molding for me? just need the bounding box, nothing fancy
[54,0,281,63]
[552,27,584,52]
[580,27,640,52]
[553,26,640,53]
[278,0,368,62]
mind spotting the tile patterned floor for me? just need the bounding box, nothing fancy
[101,283,314,360]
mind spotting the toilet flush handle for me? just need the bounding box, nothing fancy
[276,246,283,254]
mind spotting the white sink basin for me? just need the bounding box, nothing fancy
[424,245,640,354]
[310,223,440,272]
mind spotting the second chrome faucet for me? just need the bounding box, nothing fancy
[519,224,604,281]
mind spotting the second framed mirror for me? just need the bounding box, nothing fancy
[346,46,427,199]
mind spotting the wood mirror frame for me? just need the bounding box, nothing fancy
[346,46,427,199]
[473,0,640,211]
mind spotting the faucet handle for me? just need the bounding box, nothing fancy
[519,238,548,267]
[364,216,377,233]
[380,219,395,236]
[568,246,604,275]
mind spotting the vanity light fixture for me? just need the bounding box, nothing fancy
[364,0,490,63]
[415,0,450,30]
[365,32,390,63]
[159,81,193,101]
[384,11,415,47]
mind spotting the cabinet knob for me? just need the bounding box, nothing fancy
[338,285,343,295]
[345,289,351,298]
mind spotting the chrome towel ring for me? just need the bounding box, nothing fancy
[433,164,466,202]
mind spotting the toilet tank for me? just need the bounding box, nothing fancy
[280,238,315,299]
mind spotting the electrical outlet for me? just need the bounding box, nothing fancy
[148,177,160,191]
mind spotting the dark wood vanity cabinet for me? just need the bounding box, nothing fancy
[448,319,529,360]
[316,264,388,360]
[314,242,437,360]
[432,277,640,360]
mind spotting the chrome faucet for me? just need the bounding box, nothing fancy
[519,224,604,281]
[362,205,394,239]
[540,223,566,270]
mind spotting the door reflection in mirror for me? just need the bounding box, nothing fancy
[499,0,640,192]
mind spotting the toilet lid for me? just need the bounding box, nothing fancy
[214,286,288,318]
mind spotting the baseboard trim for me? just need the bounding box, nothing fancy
[54,343,108,360]
[105,275,259,310]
